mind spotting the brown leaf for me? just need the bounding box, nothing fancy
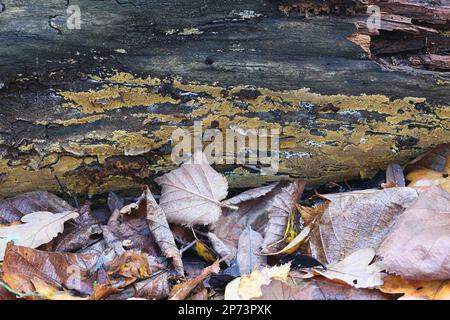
[236,226,266,275]
[169,260,220,300]
[309,187,418,264]
[155,152,230,226]
[2,242,98,296]
[107,251,162,280]
[207,232,235,265]
[134,272,170,300]
[380,275,450,300]
[0,211,79,259]
[262,180,306,253]
[223,183,279,206]
[0,191,74,224]
[284,278,390,300]
[383,162,405,188]
[120,186,184,275]
[377,186,450,280]
[212,183,280,253]
[406,144,450,192]
[224,263,290,300]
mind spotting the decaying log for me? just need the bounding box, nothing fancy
[0,0,449,197]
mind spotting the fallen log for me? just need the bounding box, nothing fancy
[0,0,448,197]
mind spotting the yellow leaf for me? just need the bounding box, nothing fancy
[225,263,291,300]
[30,278,87,300]
[407,156,450,193]
[195,241,216,263]
[380,275,450,300]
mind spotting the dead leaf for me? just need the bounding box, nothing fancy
[236,226,266,275]
[383,163,405,188]
[2,242,98,296]
[107,251,162,280]
[155,152,231,226]
[30,278,87,300]
[212,183,280,257]
[283,278,390,300]
[262,223,313,256]
[380,275,450,300]
[225,263,291,300]
[54,203,103,252]
[310,248,384,289]
[377,186,450,280]
[207,232,234,264]
[0,191,74,224]
[309,187,418,263]
[134,272,171,300]
[0,211,79,259]
[120,186,184,275]
[261,180,306,253]
[223,183,279,206]
[406,143,450,192]
[296,203,327,226]
[169,260,220,300]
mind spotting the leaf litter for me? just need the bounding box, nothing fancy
[0,145,449,300]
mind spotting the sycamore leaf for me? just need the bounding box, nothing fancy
[309,187,418,263]
[380,275,450,300]
[0,211,79,260]
[311,248,384,289]
[261,180,306,253]
[225,263,291,300]
[155,152,231,226]
[377,186,450,280]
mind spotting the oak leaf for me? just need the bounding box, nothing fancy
[0,211,79,260]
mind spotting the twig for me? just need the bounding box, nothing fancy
[0,279,47,299]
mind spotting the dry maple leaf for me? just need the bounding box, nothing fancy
[120,186,184,276]
[309,187,418,264]
[380,275,450,300]
[310,248,384,289]
[225,263,291,300]
[169,260,220,300]
[236,226,266,275]
[0,210,79,260]
[377,186,450,280]
[155,152,231,226]
[261,180,306,253]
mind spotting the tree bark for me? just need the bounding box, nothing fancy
[0,0,448,197]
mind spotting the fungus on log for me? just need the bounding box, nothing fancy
[0,0,448,197]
